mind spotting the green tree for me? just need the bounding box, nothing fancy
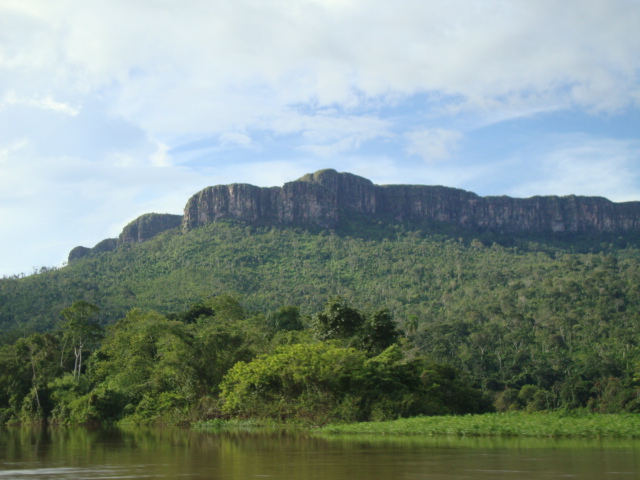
[91,309,193,408]
[166,302,215,324]
[265,305,304,337]
[361,309,399,355]
[311,298,365,342]
[220,342,492,423]
[26,334,58,410]
[220,342,369,422]
[59,301,103,380]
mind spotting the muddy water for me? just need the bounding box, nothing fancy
[1,426,639,479]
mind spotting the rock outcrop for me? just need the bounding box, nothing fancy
[182,169,640,234]
[69,169,640,264]
[67,246,92,263]
[118,213,183,245]
[68,213,182,263]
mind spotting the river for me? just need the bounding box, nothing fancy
[1,426,639,479]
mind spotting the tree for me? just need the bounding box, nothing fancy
[59,301,103,380]
[220,342,369,421]
[361,309,399,355]
[265,305,304,337]
[166,302,215,324]
[311,298,365,341]
[220,342,493,422]
[205,294,246,321]
[0,333,62,423]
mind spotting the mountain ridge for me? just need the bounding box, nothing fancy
[69,169,640,262]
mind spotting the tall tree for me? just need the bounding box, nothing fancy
[311,298,365,341]
[59,301,103,380]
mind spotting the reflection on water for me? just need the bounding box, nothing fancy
[0,425,639,479]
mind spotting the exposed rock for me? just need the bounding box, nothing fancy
[69,169,640,265]
[183,169,640,234]
[93,238,118,253]
[118,213,183,245]
[68,246,91,264]
[183,180,337,230]
[68,213,182,264]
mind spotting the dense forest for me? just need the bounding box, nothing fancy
[0,297,491,424]
[2,218,640,423]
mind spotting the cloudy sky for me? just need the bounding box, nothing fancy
[1,0,640,277]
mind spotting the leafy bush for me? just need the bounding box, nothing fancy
[220,342,492,423]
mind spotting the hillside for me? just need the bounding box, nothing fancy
[1,214,639,331]
[67,169,640,263]
[2,169,640,334]
[2,170,640,420]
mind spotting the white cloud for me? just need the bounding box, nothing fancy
[150,141,172,167]
[0,144,204,276]
[405,129,463,162]
[1,0,640,276]
[507,136,640,202]
[0,138,28,163]
[1,92,79,116]
[3,0,638,140]
[219,132,252,147]
[292,111,392,156]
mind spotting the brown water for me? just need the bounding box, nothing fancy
[1,426,639,479]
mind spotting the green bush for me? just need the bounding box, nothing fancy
[220,342,492,423]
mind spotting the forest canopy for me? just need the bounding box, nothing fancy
[2,220,640,423]
[0,297,492,425]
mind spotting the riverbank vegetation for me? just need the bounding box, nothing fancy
[0,297,492,425]
[319,412,640,438]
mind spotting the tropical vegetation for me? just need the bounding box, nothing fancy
[2,218,640,425]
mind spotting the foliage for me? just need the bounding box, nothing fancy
[311,299,400,355]
[0,333,61,423]
[2,219,640,421]
[311,299,365,341]
[319,412,640,438]
[220,342,491,423]
[361,309,399,355]
[59,300,103,380]
[264,305,304,338]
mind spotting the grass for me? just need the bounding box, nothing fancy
[192,419,268,431]
[318,412,640,438]
[192,418,306,433]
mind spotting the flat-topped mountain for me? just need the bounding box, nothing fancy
[183,168,640,232]
[69,169,640,262]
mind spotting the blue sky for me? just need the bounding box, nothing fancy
[1,0,640,277]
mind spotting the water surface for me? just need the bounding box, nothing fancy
[1,426,638,479]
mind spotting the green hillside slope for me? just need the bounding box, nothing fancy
[2,219,640,334]
[2,218,640,421]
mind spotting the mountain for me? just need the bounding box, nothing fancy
[3,169,640,419]
[0,167,638,337]
[183,168,640,233]
[68,213,183,263]
[69,169,640,262]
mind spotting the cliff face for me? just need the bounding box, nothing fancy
[183,177,339,229]
[70,169,640,264]
[118,213,183,245]
[183,169,640,234]
[68,213,182,263]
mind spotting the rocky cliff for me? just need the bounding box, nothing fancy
[182,169,640,234]
[68,213,182,263]
[69,169,640,264]
[118,213,183,245]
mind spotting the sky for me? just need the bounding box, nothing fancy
[1,0,640,277]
